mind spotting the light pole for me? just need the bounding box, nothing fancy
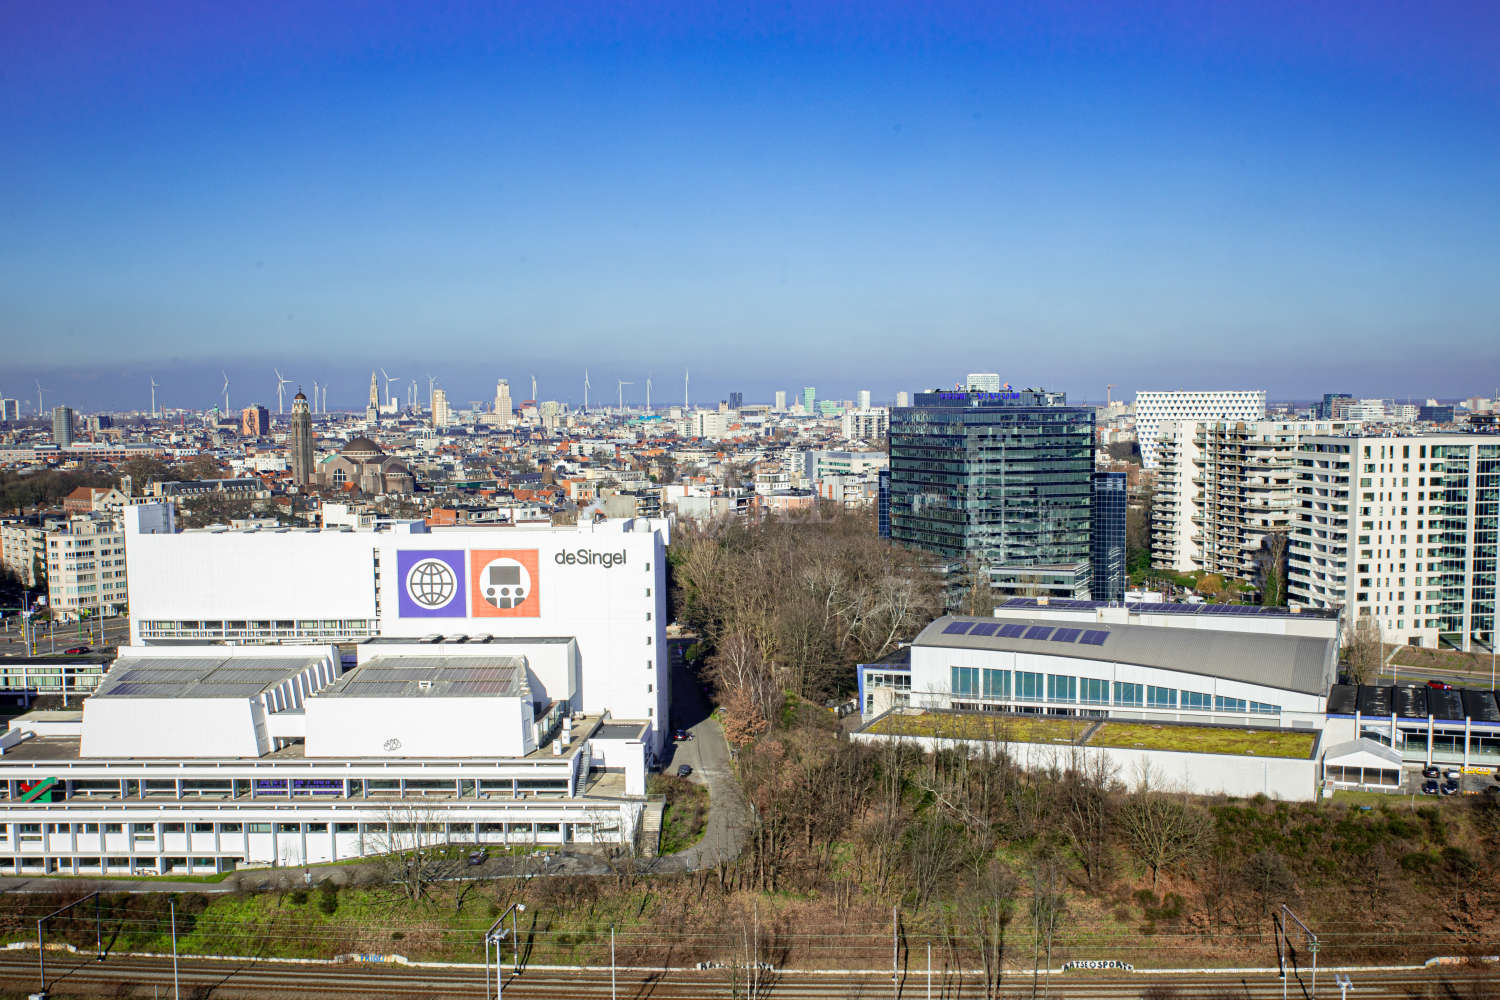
[485,902,527,998]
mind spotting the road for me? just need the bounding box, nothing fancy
[3,951,1498,999]
[0,613,130,655]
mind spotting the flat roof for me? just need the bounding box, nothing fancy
[361,635,575,646]
[595,722,649,741]
[916,614,1333,696]
[999,597,1341,620]
[91,652,325,700]
[1330,683,1500,723]
[316,654,527,699]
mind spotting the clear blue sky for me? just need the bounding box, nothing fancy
[2,1,1497,412]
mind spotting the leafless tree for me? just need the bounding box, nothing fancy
[966,855,1018,1000]
[1061,749,1118,893]
[366,802,469,903]
[1028,852,1068,998]
[1345,614,1385,685]
[1119,791,1210,891]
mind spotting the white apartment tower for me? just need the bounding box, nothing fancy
[1289,433,1500,651]
[494,379,513,424]
[774,390,787,412]
[1152,420,1353,580]
[431,388,451,429]
[1134,391,1267,469]
[46,516,128,620]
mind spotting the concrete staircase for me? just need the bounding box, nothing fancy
[639,798,667,857]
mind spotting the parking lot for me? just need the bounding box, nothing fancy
[1403,763,1500,798]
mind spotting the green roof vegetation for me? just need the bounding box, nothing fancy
[866,711,1093,745]
[865,711,1317,759]
[1089,722,1316,759]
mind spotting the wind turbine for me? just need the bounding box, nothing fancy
[583,370,591,411]
[149,377,159,418]
[380,368,398,411]
[312,380,320,414]
[35,380,45,416]
[645,374,652,412]
[617,379,632,414]
[320,384,327,414]
[530,374,537,403]
[684,369,689,409]
[221,372,231,415]
[426,375,436,412]
[274,369,292,413]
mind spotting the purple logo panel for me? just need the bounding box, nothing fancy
[397,550,466,617]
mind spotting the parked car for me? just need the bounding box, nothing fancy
[1443,767,1462,781]
[676,764,693,778]
[672,729,693,742]
[1483,784,1500,796]
[1421,765,1441,779]
[467,849,487,866]
[1441,779,1460,796]
[1421,780,1439,795]
[63,645,89,655]
[1426,679,1454,691]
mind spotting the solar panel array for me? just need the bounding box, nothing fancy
[327,655,526,699]
[96,654,321,698]
[998,624,1028,638]
[1051,627,1082,643]
[968,622,999,637]
[1079,630,1110,645]
[933,619,1114,648]
[1024,625,1054,640]
[943,621,974,635]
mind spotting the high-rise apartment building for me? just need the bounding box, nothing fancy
[241,405,271,438]
[895,391,911,408]
[888,388,1095,604]
[494,379,512,424]
[1152,420,1353,580]
[857,389,872,409]
[432,388,451,429]
[1090,471,1127,603]
[774,390,787,412]
[52,405,75,448]
[1289,433,1499,650]
[1133,390,1267,469]
[289,391,314,487]
[46,516,128,620]
[801,387,817,413]
[0,399,18,422]
[1317,393,1355,420]
[728,392,744,410]
[966,373,1002,393]
[841,407,890,442]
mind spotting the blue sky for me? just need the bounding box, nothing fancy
[1,1,1497,412]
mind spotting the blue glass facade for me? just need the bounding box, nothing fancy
[887,389,1094,591]
[1090,471,1127,603]
[877,468,891,538]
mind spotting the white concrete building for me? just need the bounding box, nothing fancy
[432,388,451,428]
[46,517,128,621]
[1289,433,1500,651]
[1133,390,1267,469]
[1151,419,1355,579]
[123,503,671,752]
[494,379,513,425]
[0,642,650,876]
[841,407,890,443]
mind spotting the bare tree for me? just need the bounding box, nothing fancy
[1344,614,1385,685]
[1259,531,1289,606]
[1060,749,1118,893]
[366,802,469,903]
[1028,852,1068,998]
[966,855,1018,1000]
[1119,791,1210,891]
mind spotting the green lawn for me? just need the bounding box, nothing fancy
[1089,721,1316,758]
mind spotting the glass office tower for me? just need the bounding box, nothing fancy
[888,388,1095,605]
[1090,471,1127,603]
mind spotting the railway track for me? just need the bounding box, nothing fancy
[3,952,1496,998]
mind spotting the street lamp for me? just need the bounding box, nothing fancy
[484,903,527,999]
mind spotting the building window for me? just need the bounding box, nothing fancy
[1147,686,1176,709]
[982,668,1010,699]
[1115,682,1143,707]
[1215,695,1247,713]
[951,666,980,697]
[1016,671,1044,702]
[1047,674,1077,703]
[1080,677,1109,705]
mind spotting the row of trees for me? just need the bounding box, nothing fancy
[670,506,942,740]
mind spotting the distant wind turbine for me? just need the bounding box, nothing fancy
[583,370,591,411]
[684,369,689,409]
[221,372,231,416]
[274,369,292,413]
[530,374,537,403]
[617,379,632,413]
[35,380,46,415]
[380,368,398,410]
[150,377,159,418]
[645,374,652,412]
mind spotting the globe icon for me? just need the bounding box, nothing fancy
[407,559,456,608]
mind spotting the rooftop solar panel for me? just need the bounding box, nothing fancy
[942,621,974,635]
[998,624,1028,638]
[1079,630,1109,646]
[1024,626,1054,640]
[1051,627,1081,643]
[968,622,999,636]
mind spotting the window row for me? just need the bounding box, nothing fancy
[950,667,1278,714]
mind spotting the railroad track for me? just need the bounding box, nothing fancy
[3,952,1496,998]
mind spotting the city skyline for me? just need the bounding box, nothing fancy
[3,2,1497,399]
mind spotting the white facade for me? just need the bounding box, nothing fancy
[966,373,1002,392]
[124,504,671,751]
[1151,419,1355,579]
[432,388,451,428]
[46,517,128,620]
[494,379,513,424]
[1133,390,1267,469]
[1289,433,1500,650]
[841,407,890,442]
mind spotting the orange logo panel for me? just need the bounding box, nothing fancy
[469,549,541,618]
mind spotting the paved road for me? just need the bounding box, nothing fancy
[654,640,750,871]
[4,951,1497,999]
